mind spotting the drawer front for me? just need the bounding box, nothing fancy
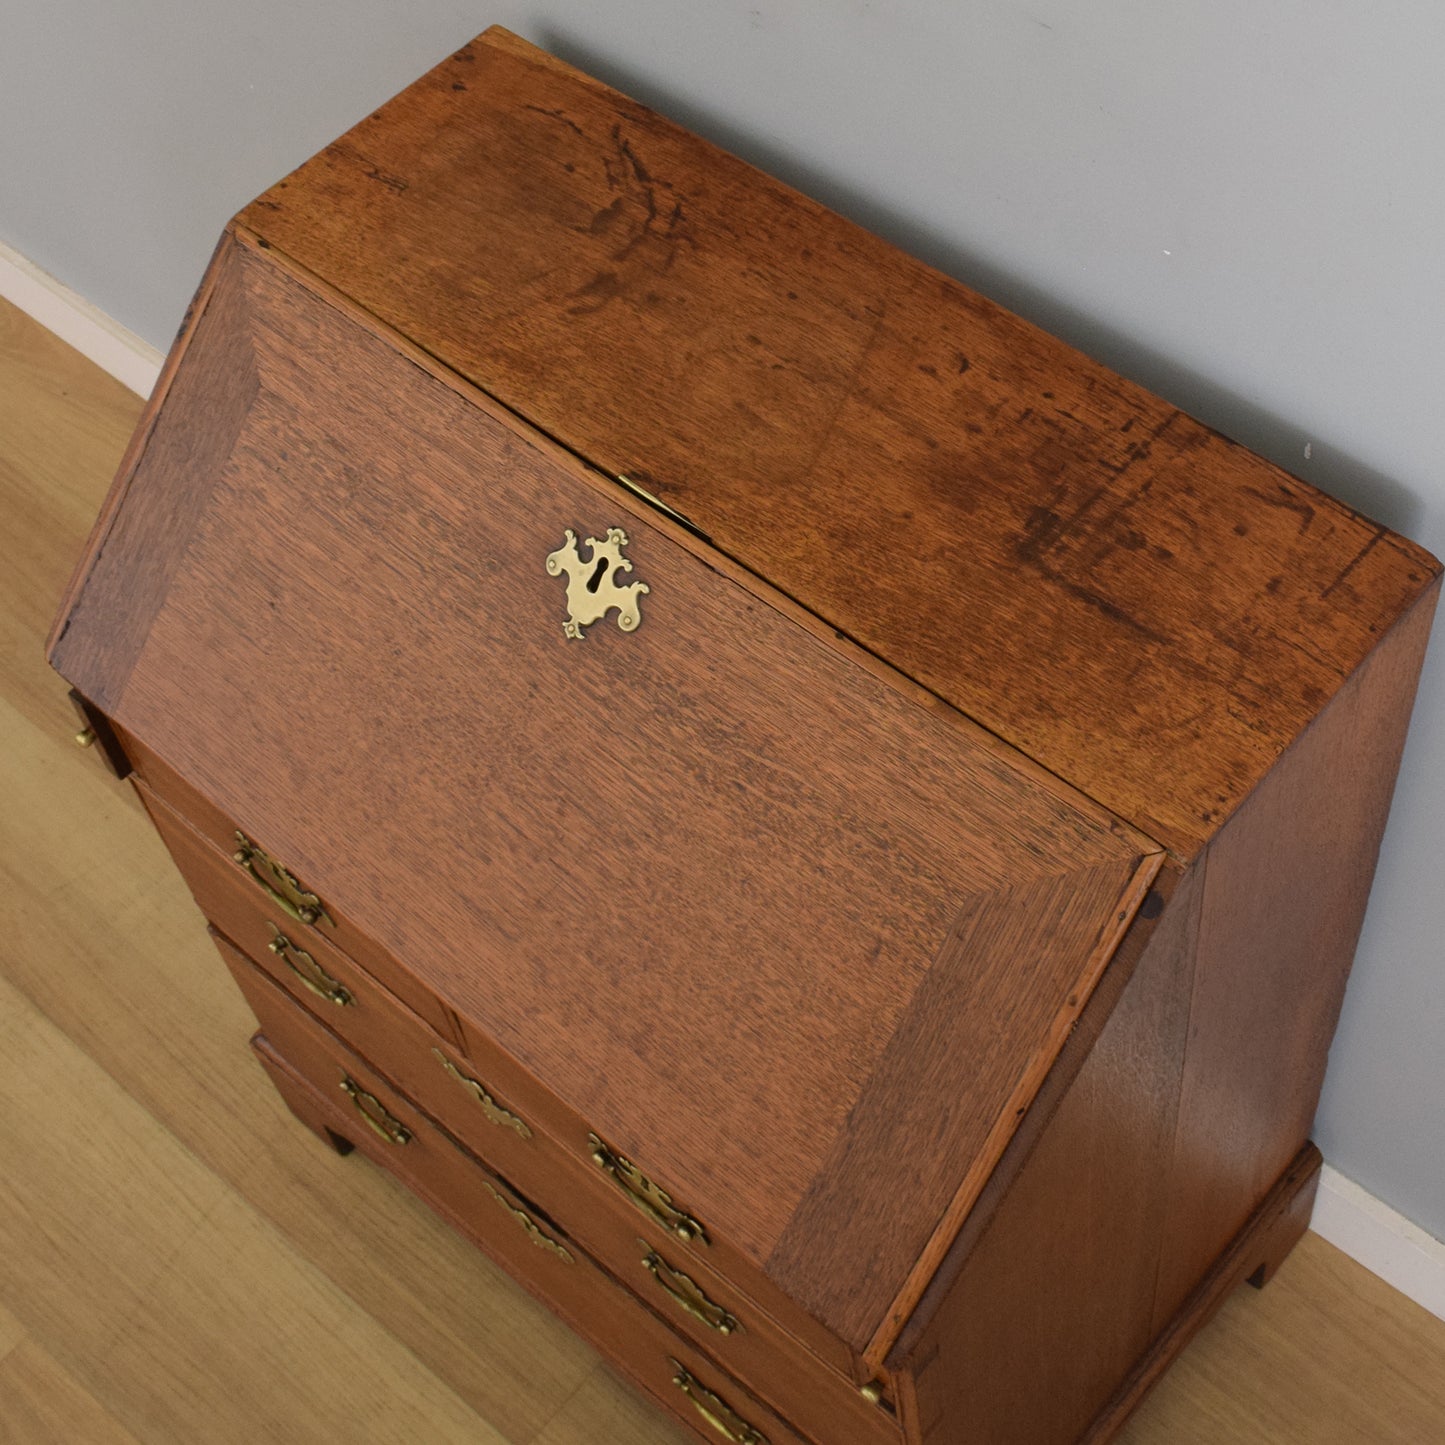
[223,936,900,1445]
[125,732,456,1042]
[242,986,813,1445]
[142,777,882,1409]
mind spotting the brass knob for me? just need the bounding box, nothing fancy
[74,727,96,748]
[860,1381,885,1404]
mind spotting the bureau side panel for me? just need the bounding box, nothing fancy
[1150,575,1441,1326]
[906,863,1202,1445]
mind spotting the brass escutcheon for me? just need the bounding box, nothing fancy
[589,1133,707,1244]
[642,1247,739,1335]
[545,526,649,639]
[432,1049,532,1139]
[339,1075,412,1146]
[482,1180,573,1263]
[268,923,352,1007]
[233,833,333,928]
[669,1361,768,1444]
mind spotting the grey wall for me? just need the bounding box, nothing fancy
[4,2,1441,1239]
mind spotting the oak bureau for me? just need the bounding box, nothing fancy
[48,27,1440,1445]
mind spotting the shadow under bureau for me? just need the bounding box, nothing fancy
[48,27,1440,1445]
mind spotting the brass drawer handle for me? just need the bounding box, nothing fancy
[233,832,333,928]
[669,1362,768,1444]
[482,1181,573,1263]
[432,1049,533,1139]
[339,1076,412,1146]
[589,1133,707,1245]
[268,924,353,1007]
[643,1248,739,1335]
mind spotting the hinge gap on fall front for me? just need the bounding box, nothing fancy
[615,473,712,542]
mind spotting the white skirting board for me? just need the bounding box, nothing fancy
[1313,1164,1445,1322]
[0,238,162,397]
[3,236,1444,1327]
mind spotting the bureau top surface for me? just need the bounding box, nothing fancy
[225,27,1439,859]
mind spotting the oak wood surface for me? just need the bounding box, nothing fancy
[898,566,1439,1443]
[240,1019,814,1445]
[45,239,255,712]
[50,230,1161,1354]
[173,786,889,1441]
[908,861,1203,1444]
[1091,1145,1322,1444]
[1151,576,1441,1329]
[238,26,1438,858]
[212,894,899,1445]
[125,724,466,1045]
[5,296,1445,1444]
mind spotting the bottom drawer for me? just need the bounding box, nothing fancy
[239,958,811,1445]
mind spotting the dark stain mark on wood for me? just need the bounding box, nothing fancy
[1321,528,1386,600]
[524,104,585,138]
[327,142,409,194]
[586,197,627,236]
[1050,574,1169,645]
[567,271,623,315]
[1242,484,1316,535]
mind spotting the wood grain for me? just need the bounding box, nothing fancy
[226,923,900,1445]
[127,728,465,1044]
[0,297,674,1440]
[7,294,1445,1444]
[0,690,625,1443]
[243,1019,815,1445]
[906,862,1203,1445]
[98,1191,505,1445]
[0,1321,22,1378]
[239,26,1438,857]
[26,29,1445,1438]
[47,238,256,713]
[0,299,139,740]
[57,233,1160,1351]
[0,1340,145,1445]
[772,858,1161,1358]
[1121,1234,1445,1445]
[0,972,500,1445]
[1151,576,1442,1329]
[42,232,233,666]
[1090,1145,1321,1444]
[897,569,1440,1441]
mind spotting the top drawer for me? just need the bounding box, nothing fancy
[51,231,1159,1358]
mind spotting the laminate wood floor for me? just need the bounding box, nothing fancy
[1,293,1442,1444]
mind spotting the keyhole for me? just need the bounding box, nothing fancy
[585,557,610,594]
